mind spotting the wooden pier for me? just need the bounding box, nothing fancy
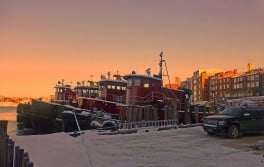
[0,120,34,167]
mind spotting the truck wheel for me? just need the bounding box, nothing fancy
[228,125,240,138]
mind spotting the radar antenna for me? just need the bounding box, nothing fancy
[145,68,151,76]
[107,71,111,80]
[113,71,123,81]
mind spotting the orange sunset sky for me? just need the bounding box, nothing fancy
[1,0,264,97]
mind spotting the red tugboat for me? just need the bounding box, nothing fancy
[52,80,77,105]
[122,52,191,122]
[77,72,127,119]
[74,80,98,98]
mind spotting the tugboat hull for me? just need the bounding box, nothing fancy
[17,100,91,135]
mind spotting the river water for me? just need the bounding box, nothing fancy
[0,106,17,135]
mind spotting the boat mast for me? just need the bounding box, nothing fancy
[159,52,171,87]
[159,52,163,79]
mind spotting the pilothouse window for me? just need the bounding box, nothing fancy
[143,79,149,88]
[134,79,141,86]
[128,80,132,87]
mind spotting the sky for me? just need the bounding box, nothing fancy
[1,0,264,97]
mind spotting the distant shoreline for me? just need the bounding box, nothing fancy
[0,103,18,107]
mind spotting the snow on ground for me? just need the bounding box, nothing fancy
[11,127,264,167]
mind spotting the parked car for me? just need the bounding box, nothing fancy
[203,106,264,138]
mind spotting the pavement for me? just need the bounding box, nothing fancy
[11,126,264,167]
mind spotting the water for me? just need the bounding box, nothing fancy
[0,106,17,135]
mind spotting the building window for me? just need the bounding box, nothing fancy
[247,83,250,87]
[247,76,250,81]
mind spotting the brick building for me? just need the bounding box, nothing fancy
[183,65,263,103]
[190,70,216,102]
[225,68,264,99]
[208,69,238,101]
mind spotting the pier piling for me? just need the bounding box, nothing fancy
[0,120,34,167]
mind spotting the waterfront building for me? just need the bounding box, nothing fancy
[225,68,264,99]
[190,70,217,102]
[208,69,238,102]
[181,78,191,90]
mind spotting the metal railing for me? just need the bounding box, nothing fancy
[118,119,178,130]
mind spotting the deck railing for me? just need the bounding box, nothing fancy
[127,91,185,110]
[0,120,34,167]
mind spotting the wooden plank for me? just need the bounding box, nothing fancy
[0,120,8,133]
[0,124,34,167]
[14,146,20,167]
[7,140,15,167]
[18,148,25,167]
[22,152,29,167]
[0,131,3,167]
[3,135,9,167]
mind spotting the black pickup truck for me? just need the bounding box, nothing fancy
[203,106,264,138]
